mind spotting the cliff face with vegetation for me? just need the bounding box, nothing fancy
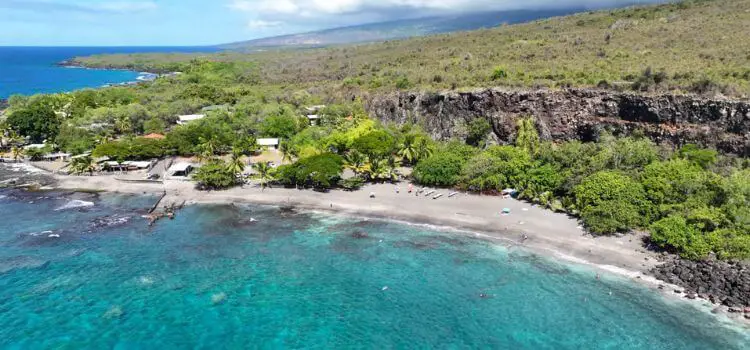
[367,88,750,155]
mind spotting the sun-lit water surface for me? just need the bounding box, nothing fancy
[0,190,747,349]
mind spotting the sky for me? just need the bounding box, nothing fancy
[0,0,663,46]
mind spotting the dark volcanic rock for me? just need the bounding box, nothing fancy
[366,88,750,155]
[651,258,750,308]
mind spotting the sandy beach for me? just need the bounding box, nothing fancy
[53,174,659,275]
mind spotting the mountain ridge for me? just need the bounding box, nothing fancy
[218,8,591,50]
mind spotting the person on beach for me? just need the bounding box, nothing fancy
[395,186,400,194]
[408,184,413,193]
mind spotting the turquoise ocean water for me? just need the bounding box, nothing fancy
[0,47,214,99]
[0,188,748,349]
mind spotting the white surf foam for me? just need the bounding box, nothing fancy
[55,199,95,211]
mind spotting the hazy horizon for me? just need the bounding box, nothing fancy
[0,0,667,46]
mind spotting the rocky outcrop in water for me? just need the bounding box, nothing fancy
[365,88,750,155]
[651,258,750,308]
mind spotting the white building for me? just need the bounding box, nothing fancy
[306,115,320,125]
[167,162,194,178]
[305,105,326,113]
[42,153,71,162]
[257,138,280,150]
[176,114,206,125]
[24,144,47,150]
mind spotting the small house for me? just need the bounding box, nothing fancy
[122,161,153,170]
[42,152,71,162]
[305,105,326,113]
[167,162,194,178]
[306,115,320,126]
[24,144,47,150]
[176,114,206,125]
[257,138,280,150]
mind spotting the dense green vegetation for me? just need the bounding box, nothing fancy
[411,124,749,260]
[73,0,750,97]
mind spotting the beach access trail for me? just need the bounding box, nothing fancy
[54,174,659,275]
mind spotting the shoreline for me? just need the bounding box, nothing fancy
[17,171,748,328]
[53,174,660,272]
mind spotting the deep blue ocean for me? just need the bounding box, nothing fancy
[0,47,214,99]
[0,181,748,348]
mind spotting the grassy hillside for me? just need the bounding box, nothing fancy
[218,8,588,50]
[74,0,750,97]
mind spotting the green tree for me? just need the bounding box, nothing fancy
[352,130,395,160]
[143,117,167,134]
[398,133,419,165]
[196,137,219,163]
[11,146,24,162]
[233,137,258,155]
[678,144,717,169]
[413,152,465,187]
[69,155,97,176]
[515,117,540,156]
[574,171,652,234]
[7,105,60,143]
[226,150,246,179]
[344,150,370,176]
[650,215,711,260]
[260,114,300,139]
[275,153,344,190]
[279,141,293,164]
[194,160,237,190]
[252,162,274,191]
[641,159,720,216]
[415,137,434,162]
[466,118,491,147]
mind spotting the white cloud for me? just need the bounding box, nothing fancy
[228,0,667,33]
[247,19,283,28]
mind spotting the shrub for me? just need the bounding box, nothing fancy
[465,118,491,147]
[581,201,645,235]
[339,176,365,191]
[276,153,344,190]
[413,152,465,187]
[678,144,717,169]
[352,130,396,159]
[650,215,711,260]
[194,160,237,190]
[574,171,652,234]
[395,76,412,89]
[491,66,508,80]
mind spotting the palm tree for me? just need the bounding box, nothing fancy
[10,146,24,162]
[226,150,246,179]
[416,138,434,162]
[252,162,273,191]
[344,150,370,176]
[196,137,219,163]
[95,132,113,145]
[366,158,398,183]
[70,155,96,176]
[398,134,419,165]
[115,116,132,135]
[279,141,293,164]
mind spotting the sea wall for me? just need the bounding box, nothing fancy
[652,258,750,309]
[365,88,750,155]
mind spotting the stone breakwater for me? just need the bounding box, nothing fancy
[651,258,750,313]
[366,88,750,155]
